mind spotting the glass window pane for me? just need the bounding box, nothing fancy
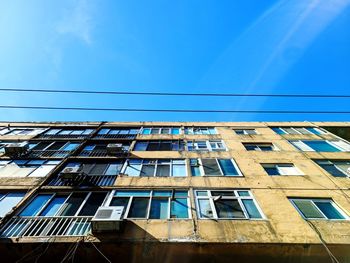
[218,159,239,176]
[98,129,109,135]
[124,163,142,176]
[134,142,148,151]
[159,142,172,151]
[293,200,324,219]
[238,191,250,196]
[20,194,52,216]
[214,199,245,218]
[202,159,221,175]
[319,163,347,177]
[171,128,180,135]
[115,191,150,197]
[59,193,87,216]
[171,198,188,219]
[141,165,155,177]
[272,128,285,134]
[151,128,160,134]
[149,198,168,219]
[191,166,201,176]
[79,193,107,216]
[172,164,186,177]
[105,163,122,175]
[264,166,279,175]
[303,141,340,152]
[161,128,170,134]
[153,191,172,197]
[314,201,345,219]
[198,199,213,218]
[242,199,262,218]
[128,197,149,218]
[142,128,151,135]
[89,164,108,175]
[110,197,129,207]
[156,165,170,177]
[40,195,67,216]
[148,142,159,151]
[0,193,25,217]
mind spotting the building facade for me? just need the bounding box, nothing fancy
[0,121,349,262]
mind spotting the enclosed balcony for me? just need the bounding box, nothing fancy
[93,128,139,139]
[78,142,130,157]
[38,128,95,139]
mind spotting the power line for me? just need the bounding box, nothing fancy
[0,88,349,98]
[0,105,349,114]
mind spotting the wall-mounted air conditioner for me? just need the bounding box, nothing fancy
[4,142,29,156]
[91,206,124,233]
[106,143,125,154]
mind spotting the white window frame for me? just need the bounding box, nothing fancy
[233,129,258,135]
[243,143,278,151]
[275,127,326,135]
[107,190,191,220]
[262,163,303,176]
[140,127,182,135]
[121,159,187,177]
[194,190,265,220]
[290,140,350,152]
[188,140,227,151]
[190,158,242,177]
[184,127,217,135]
[0,159,60,177]
[315,160,350,178]
[290,198,349,220]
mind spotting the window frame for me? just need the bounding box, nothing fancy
[122,159,187,177]
[290,140,350,152]
[190,158,242,177]
[194,190,265,220]
[140,127,182,135]
[184,127,217,135]
[272,127,326,135]
[107,189,191,220]
[243,142,278,151]
[314,160,350,178]
[233,129,258,135]
[262,163,303,176]
[290,198,349,220]
[187,140,227,151]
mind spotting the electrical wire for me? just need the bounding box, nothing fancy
[0,88,350,98]
[0,105,349,114]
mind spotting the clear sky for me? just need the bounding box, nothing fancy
[0,0,349,122]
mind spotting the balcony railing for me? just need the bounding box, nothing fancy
[26,150,72,158]
[94,134,137,139]
[78,149,129,157]
[49,174,117,187]
[38,134,91,139]
[0,216,91,237]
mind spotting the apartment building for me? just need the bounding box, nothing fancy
[0,121,349,262]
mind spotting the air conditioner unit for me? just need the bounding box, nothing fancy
[106,143,125,154]
[60,166,82,180]
[4,142,29,156]
[91,206,124,233]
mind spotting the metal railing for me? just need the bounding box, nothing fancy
[0,216,92,237]
[26,150,72,158]
[78,149,129,157]
[38,134,91,139]
[49,173,117,187]
[93,134,137,139]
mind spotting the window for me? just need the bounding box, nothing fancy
[272,127,325,135]
[195,190,263,219]
[19,192,108,217]
[80,143,130,156]
[290,198,348,220]
[0,192,25,217]
[184,127,216,135]
[133,141,185,151]
[141,127,180,135]
[0,160,60,177]
[0,127,46,136]
[97,128,139,135]
[123,159,186,177]
[190,159,241,176]
[42,128,94,136]
[234,129,257,135]
[315,160,350,178]
[62,161,124,176]
[187,140,226,151]
[243,143,277,151]
[290,140,350,152]
[262,164,303,176]
[28,141,80,154]
[109,190,190,219]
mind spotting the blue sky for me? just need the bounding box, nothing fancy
[0,0,349,122]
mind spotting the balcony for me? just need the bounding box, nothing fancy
[39,134,91,140]
[49,173,117,187]
[94,133,137,140]
[26,149,72,158]
[78,149,129,157]
[0,216,91,237]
